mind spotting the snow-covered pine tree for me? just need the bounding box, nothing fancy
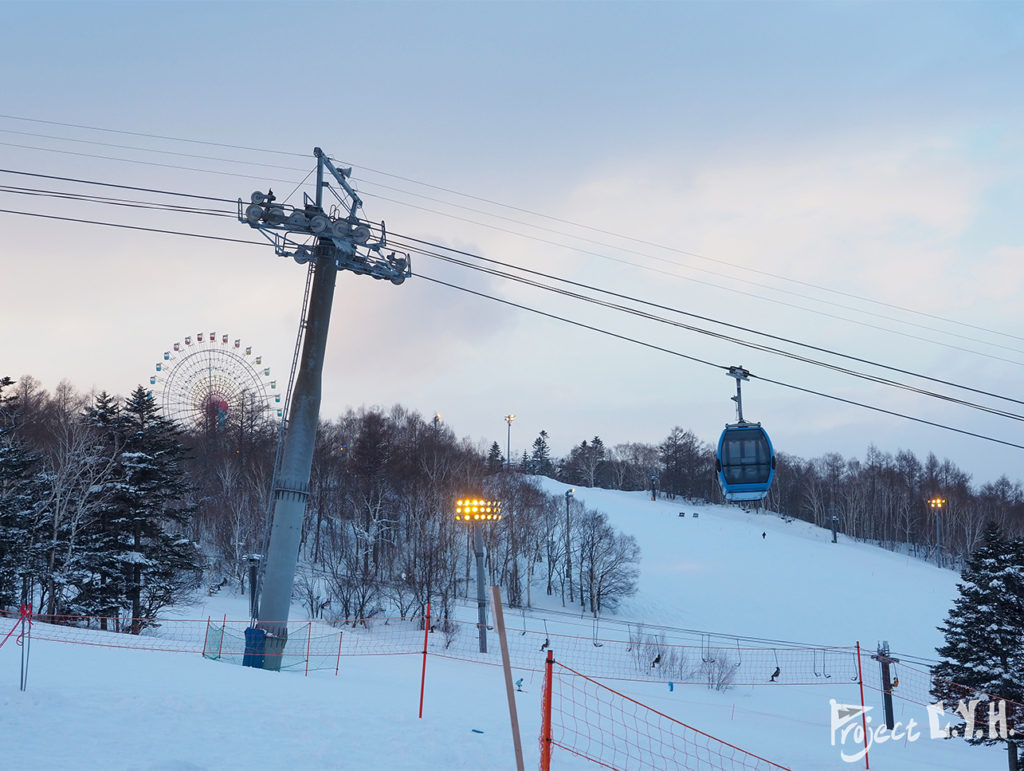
[69,391,127,626]
[0,376,46,609]
[530,430,554,477]
[108,387,201,633]
[932,522,1024,770]
[486,441,504,474]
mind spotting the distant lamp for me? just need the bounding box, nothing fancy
[504,414,515,471]
[929,497,946,568]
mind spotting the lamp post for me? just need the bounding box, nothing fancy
[455,498,503,653]
[504,414,515,470]
[565,489,574,604]
[929,497,946,567]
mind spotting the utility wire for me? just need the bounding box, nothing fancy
[0,113,1018,347]
[0,141,307,187]
[4,183,1024,420]
[0,167,236,203]
[360,183,1024,355]
[0,200,1021,450]
[2,145,1019,367]
[4,168,1021,374]
[407,248,1024,422]
[6,154,1008,359]
[415,272,1024,452]
[0,207,263,246]
[0,185,233,218]
[390,233,1024,408]
[369,190,1024,360]
[0,113,309,158]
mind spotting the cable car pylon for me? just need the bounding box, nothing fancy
[715,366,776,503]
[239,148,411,671]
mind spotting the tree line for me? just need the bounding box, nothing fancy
[523,428,1024,567]
[0,376,641,632]
[5,372,1024,633]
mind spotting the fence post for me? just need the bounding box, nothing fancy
[201,616,211,658]
[541,649,554,771]
[336,631,343,676]
[856,641,869,770]
[305,620,312,677]
[216,614,226,660]
[418,602,431,719]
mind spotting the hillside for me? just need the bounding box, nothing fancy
[1,481,1006,770]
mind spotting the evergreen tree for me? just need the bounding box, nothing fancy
[104,387,201,632]
[530,430,555,477]
[486,441,505,474]
[932,523,1024,770]
[659,427,713,500]
[70,391,127,623]
[0,377,46,608]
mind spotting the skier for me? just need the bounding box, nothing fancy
[770,666,781,682]
[762,531,766,539]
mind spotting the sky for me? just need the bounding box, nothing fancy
[2,1,1024,486]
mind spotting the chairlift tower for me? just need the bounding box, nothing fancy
[239,148,411,670]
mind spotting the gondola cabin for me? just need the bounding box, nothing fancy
[716,423,776,502]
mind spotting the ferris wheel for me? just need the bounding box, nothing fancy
[149,332,281,431]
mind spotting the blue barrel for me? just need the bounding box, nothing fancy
[242,627,266,668]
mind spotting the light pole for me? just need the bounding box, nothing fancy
[929,497,946,567]
[504,414,515,470]
[565,489,574,604]
[455,497,503,653]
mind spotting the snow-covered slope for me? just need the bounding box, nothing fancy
[0,481,1004,770]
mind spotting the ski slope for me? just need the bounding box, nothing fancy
[0,480,1006,770]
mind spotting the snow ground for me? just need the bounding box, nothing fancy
[1,481,1007,769]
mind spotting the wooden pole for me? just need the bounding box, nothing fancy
[216,613,226,660]
[305,620,312,676]
[490,585,525,771]
[336,631,343,676]
[418,602,431,718]
[202,616,211,658]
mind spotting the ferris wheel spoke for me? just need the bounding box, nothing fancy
[150,335,275,432]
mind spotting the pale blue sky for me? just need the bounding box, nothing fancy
[2,1,1024,485]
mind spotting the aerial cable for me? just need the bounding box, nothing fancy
[0,110,1017,347]
[2,194,1022,421]
[0,167,236,203]
[0,127,312,172]
[392,234,1024,407]
[416,272,725,371]
[415,272,1024,452]
[370,192,1024,356]
[0,207,263,246]
[0,113,308,158]
[364,182,1024,352]
[0,185,232,217]
[0,201,1019,449]
[413,249,1024,422]
[0,141,306,187]
[1,197,1022,421]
